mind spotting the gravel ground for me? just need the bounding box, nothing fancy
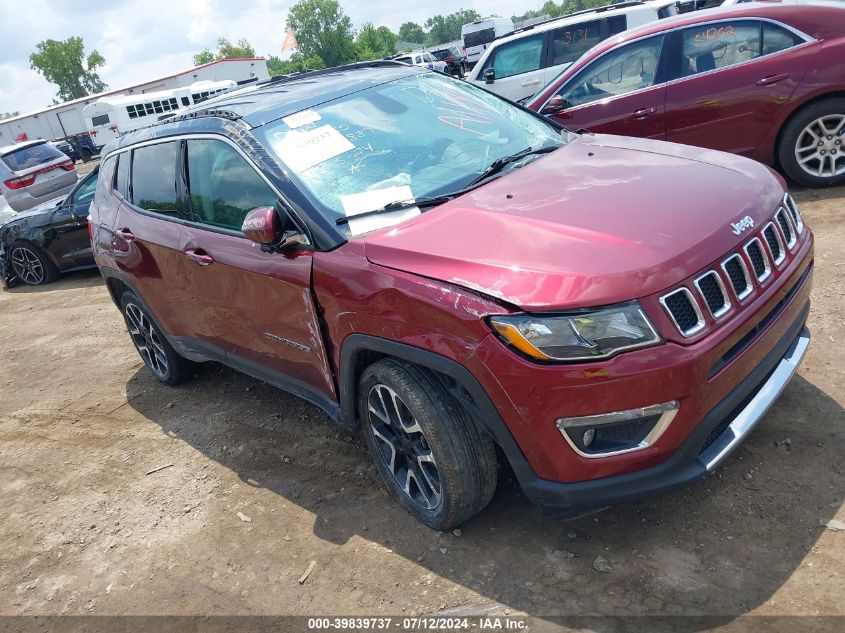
[0,182,842,632]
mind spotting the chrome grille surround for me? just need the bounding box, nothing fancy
[659,202,805,337]
[694,270,731,319]
[743,237,772,283]
[720,253,753,302]
[659,287,705,337]
[762,222,786,268]
[783,193,804,235]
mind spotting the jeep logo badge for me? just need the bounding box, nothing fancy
[730,216,755,235]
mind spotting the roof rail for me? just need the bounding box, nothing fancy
[252,60,407,89]
[167,108,244,123]
[500,1,646,39]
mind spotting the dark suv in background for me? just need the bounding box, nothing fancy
[431,46,467,77]
[90,62,812,529]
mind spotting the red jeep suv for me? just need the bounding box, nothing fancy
[90,63,813,529]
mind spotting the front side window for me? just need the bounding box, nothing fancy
[551,20,603,67]
[131,142,178,215]
[681,21,761,77]
[256,71,564,229]
[559,35,665,108]
[485,34,545,79]
[186,139,277,231]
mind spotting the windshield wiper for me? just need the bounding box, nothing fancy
[335,145,561,227]
[463,144,560,189]
[335,196,454,226]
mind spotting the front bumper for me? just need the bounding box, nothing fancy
[520,307,810,512]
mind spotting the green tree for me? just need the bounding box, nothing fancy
[193,37,256,66]
[29,37,107,103]
[266,53,326,76]
[425,9,481,45]
[286,0,356,67]
[0,111,20,120]
[355,22,396,60]
[398,21,426,44]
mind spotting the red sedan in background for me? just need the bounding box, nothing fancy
[526,1,845,187]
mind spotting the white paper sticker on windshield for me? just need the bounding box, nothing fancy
[282,109,321,129]
[341,185,421,236]
[275,125,354,173]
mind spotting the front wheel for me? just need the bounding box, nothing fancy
[359,359,497,530]
[778,98,845,187]
[120,291,193,385]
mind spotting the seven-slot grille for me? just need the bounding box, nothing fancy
[660,194,804,337]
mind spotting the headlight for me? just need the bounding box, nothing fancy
[489,302,661,362]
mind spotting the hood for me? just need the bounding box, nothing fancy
[363,134,784,310]
[0,197,62,228]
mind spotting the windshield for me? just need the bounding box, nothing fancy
[257,72,565,232]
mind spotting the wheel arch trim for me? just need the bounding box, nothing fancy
[338,334,538,485]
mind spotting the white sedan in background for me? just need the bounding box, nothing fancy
[394,52,447,73]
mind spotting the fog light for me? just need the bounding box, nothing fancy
[556,401,679,458]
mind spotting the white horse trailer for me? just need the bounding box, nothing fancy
[82,80,236,146]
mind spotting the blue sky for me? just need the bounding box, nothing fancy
[0,0,531,115]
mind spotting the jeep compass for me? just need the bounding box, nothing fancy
[90,62,812,529]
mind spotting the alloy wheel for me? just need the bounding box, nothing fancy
[10,246,44,285]
[367,384,442,510]
[794,114,845,179]
[125,303,169,379]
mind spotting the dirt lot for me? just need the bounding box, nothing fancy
[0,182,843,631]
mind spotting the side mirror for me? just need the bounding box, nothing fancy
[242,205,310,253]
[483,68,495,84]
[541,95,566,116]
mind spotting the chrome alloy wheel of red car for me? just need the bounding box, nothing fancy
[794,114,845,180]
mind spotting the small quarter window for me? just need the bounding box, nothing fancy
[131,142,179,215]
[762,22,802,55]
[115,153,130,198]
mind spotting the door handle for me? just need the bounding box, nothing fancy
[184,248,213,266]
[114,228,135,242]
[756,74,789,86]
[521,79,541,87]
[629,107,658,120]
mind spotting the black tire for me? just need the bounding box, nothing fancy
[778,98,845,188]
[79,148,93,162]
[359,358,497,530]
[9,241,59,286]
[120,291,193,385]
[459,63,466,78]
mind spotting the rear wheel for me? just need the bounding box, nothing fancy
[79,147,93,162]
[9,241,58,286]
[778,98,845,187]
[120,291,193,385]
[359,359,497,530]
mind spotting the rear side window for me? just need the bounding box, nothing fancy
[1,143,65,171]
[486,34,545,79]
[131,142,179,215]
[681,21,761,76]
[550,19,603,67]
[464,28,495,48]
[762,22,802,55]
[114,153,130,198]
[186,139,276,231]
